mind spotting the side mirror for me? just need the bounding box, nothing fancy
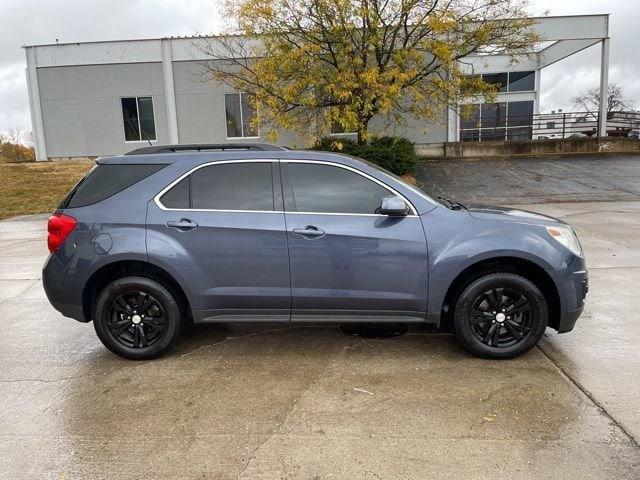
[379,196,410,216]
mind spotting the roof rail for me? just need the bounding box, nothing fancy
[125,143,287,155]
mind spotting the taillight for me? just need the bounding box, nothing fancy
[47,212,77,253]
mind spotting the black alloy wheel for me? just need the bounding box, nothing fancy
[93,276,184,360]
[469,287,533,348]
[107,291,167,349]
[453,273,548,359]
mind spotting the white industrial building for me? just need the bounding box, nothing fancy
[24,14,611,161]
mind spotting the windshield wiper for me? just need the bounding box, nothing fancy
[437,196,467,210]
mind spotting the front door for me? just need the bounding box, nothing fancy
[281,161,428,322]
[146,160,290,322]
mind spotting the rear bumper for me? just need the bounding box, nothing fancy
[42,254,88,322]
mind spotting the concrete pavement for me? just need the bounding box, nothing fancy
[1,203,639,479]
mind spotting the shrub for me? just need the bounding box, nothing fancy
[0,140,35,163]
[310,136,417,176]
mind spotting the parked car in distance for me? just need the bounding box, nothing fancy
[43,144,588,360]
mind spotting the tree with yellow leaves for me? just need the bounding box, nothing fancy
[194,0,538,145]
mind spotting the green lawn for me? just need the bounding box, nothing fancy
[0,160,94,220]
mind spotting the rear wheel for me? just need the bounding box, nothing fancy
[453,273,547,359]
[93,276,184,360]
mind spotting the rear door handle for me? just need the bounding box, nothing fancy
[167,218,198,231]
[292,225,325,238]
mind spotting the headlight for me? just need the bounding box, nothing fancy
[546,226,583,257]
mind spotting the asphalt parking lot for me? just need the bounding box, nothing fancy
[417,153,640,204]
[2,155,640,479]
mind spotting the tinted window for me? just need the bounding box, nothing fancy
[160,177,189,209]
[61,164,165,208]
[508,71,535,92]
[121,97,156,142]
[481,102,507,128]
[461,104,480,129]
[507,127,532,141]
[481,128,506,141]
[285,163,392,214]
[121,98,140,142]
[508,101,534,127]
[185,162,274,211]
[225,94,242,138]
[461,129,480,142]
[137,97,156,141]
[225,93,258,138]
[482,73,508,92]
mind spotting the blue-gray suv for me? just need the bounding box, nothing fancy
[43,144,588,360]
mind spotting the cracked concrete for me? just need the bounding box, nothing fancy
[1,196,640,478]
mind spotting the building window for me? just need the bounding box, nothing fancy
[507,101,534,126]
[460,100,534,142]
[328,106,357,136]
[482,73,508,92]
[466,71,535,93]
[481,102,507,128]
[508,71,535,92]
[330,121,355,135]
[225,93,258,138]
[121,97,156,142]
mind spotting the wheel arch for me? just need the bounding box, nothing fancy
[82,259,192,322]
[440,256,561,330]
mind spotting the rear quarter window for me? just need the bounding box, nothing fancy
[60,164,166,208]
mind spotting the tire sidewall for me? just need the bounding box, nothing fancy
[93,276,182,360]
[454,273,548,359]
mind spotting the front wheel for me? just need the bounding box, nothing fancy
[93,276,184,360]
[453,273,548,359]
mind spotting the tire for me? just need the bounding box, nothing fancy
[453,273,547,359]
[93,276,184,360]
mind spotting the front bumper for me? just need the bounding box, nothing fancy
[555,256,588,333]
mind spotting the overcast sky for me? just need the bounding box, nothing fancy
[0,0,638,136]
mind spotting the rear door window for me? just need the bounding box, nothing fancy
[159,162,275,211]
[60,164,166,208]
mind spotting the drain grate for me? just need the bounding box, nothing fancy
[339,323,408,339]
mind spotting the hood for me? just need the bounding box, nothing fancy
[466,204,566,226]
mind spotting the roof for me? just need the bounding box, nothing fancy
[97,148,359,166]
[124,143,287,155]
[24,14,609,70]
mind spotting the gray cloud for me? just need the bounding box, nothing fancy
[0,0,637,135]
[532,0,639,112]
[0,0,223,133]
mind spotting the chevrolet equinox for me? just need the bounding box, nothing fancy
[43,143,588,360]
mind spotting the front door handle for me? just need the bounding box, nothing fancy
[292,225,325,238]
[167,218,198,231]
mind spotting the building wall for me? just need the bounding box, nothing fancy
[31,61,487,157]
[368,109,448,144]
[37,63,168,157]
[172,61,320,148]
[32,59,523,157]
[26,14,609,158]
[173,61,227,145]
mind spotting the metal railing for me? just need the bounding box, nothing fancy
[460,110,640,142]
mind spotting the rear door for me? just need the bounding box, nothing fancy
[281,160,428,322]
[146,160,290,322]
